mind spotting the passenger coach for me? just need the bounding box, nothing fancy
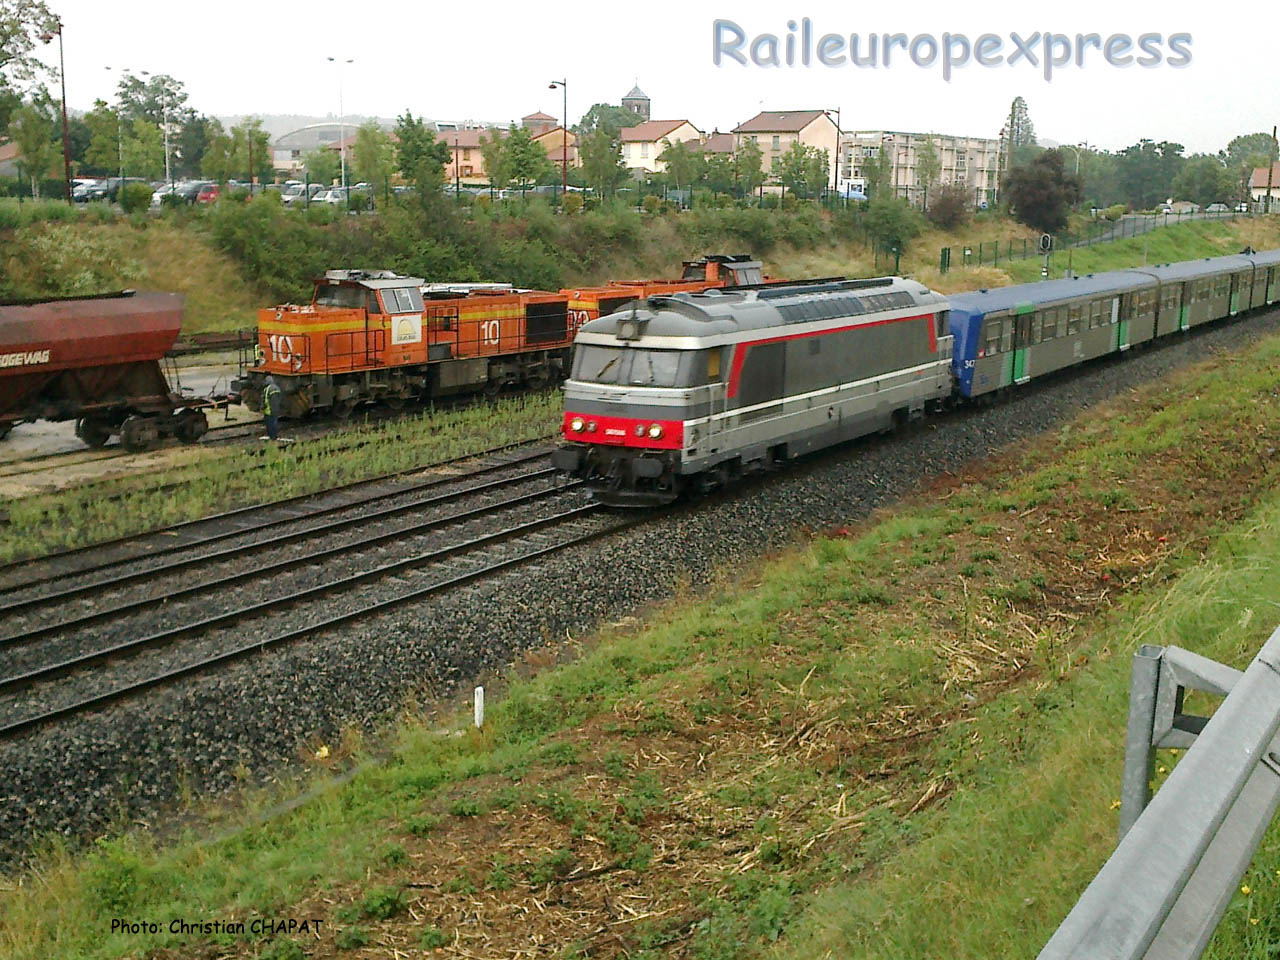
[552,277,952,505]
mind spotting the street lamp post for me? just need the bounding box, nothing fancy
[39,19,72,204]
[327,57,353,203]
[548,79,567,206]
[827,107,841,200]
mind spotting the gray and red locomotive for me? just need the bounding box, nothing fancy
[554,249,1280,506]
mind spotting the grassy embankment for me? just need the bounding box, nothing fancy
[5,290,1280,957]
[0,393,559,563]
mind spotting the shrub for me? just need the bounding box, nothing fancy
[641,194,661,214]
[1103,203,1127,220]
[335,926,369,950]
[864,197,924,251]
[926,183,972,231]
[119,182,153,214]
[562,192,584,214]
[419,926,450,948]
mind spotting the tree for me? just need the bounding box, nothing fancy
[579,128,623,195]
[926,182,971,230]
[303,146,339,186]
[115,71,187,126]
[83,99,122,175]
[1170,155,1237,208]
[224,118,270,184]
[774,141,828,198]
[735,138,765,195]
[1226,132,1279,171]
[1005,150,1081,233]
[915,134,942,209]
[998,96,1038,198]
[861,144,893,200]
[1224,132,1278,204]
[174,114,218,179]
[504,125,553,197]
[703,153,735,195]
[201,127,235,184]
[1116,139,1185,209]
[353,121,394,193]
[121,116,164,179]
[9,96,57,195]
[0,0,55,107]
[865,198,923,251]
[574,103,641,139]
[657,138,702,190]
[394,109,450,196]
[473,129,506,193]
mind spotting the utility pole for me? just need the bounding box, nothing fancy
[1267,125,1276,215]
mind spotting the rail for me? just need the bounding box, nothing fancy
[1038,625,1280,959]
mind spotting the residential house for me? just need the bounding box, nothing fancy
[731,110,839,189]
[620,120,703,173]
[844,130,1001,207]
[1249,165,1280,207]
[441,125,579,185]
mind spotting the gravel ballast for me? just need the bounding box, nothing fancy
[1,309,1278,867]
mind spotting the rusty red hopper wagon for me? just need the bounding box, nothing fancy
[0,290,211,451]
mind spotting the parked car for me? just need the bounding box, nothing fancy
[1206,202,1228,213]
[196,183,220,204]
[281,183,326,205]
[150,183,180,207]
[1235,202,1250,213]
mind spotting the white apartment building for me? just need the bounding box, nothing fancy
[842,130,1001,207]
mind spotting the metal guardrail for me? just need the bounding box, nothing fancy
[1038,625,1280,959]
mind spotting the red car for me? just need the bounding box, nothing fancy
[196,183,220,204]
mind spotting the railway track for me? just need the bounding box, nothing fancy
[0,438,557,592]
[0,474,640,741]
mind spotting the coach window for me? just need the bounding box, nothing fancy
[982,319,1002,356]
[1000,318,1013,353]
[1041,309,1057,340]
[1031,313,1043,344]
[1067,304,1082,335]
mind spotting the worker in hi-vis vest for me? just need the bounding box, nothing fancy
[262,376,282,441]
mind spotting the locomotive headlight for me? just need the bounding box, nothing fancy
[647,423,664,440]
[569,417,585,433]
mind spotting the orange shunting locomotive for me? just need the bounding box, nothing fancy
[233,270,573,417]
[232,256,767,418]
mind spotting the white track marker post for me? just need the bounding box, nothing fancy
[474,686,485,729]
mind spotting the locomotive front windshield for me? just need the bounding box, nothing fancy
[314,285,365,309]
[573,345,681,387]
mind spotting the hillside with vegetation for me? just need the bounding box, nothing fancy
[1,195,1276,336]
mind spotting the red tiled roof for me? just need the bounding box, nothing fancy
[444,128,508,149]
[522,111,557,122]
[1250,165,1280,188]
[699,132,736,154]
[620,120,696,142]
[732,110,830,133]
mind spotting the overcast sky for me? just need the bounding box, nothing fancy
[35,0,1278,154]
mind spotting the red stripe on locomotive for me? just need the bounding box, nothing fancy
[726,312,936,399]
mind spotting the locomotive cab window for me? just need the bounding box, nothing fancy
[315,285,365,309]
[381,287,425,314]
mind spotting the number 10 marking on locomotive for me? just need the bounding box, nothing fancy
[481,320,500,346]
[267,334,295,363]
